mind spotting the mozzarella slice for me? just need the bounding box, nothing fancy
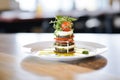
[55,30,73,36]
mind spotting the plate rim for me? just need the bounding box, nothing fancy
[23,41,108,61]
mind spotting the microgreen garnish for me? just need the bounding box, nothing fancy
[50,15,77,31]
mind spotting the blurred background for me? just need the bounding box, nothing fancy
[0,0,120,33]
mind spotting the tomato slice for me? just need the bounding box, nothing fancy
[55,37,74,43]
[54,35,74,41]
[61,21,71,31]
[55,37,69,41]
[55,39,74,43]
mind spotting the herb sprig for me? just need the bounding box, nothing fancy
[50,15,77,31]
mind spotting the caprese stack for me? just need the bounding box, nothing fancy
[51,16,76,53]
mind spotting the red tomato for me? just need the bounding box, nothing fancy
[61,21,71,31]
[55,39,74,43]
[54,37,74,43]
[54,35,74,41]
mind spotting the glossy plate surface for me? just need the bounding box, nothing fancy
[23,41,107,61]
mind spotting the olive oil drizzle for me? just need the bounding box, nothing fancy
[38,48,89,57]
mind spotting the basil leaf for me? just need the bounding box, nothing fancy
[50,15,77,31]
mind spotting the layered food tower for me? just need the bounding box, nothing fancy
[51,16,76,54]
[54,30,74,53]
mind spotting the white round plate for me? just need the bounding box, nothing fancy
[23,41,108,61]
